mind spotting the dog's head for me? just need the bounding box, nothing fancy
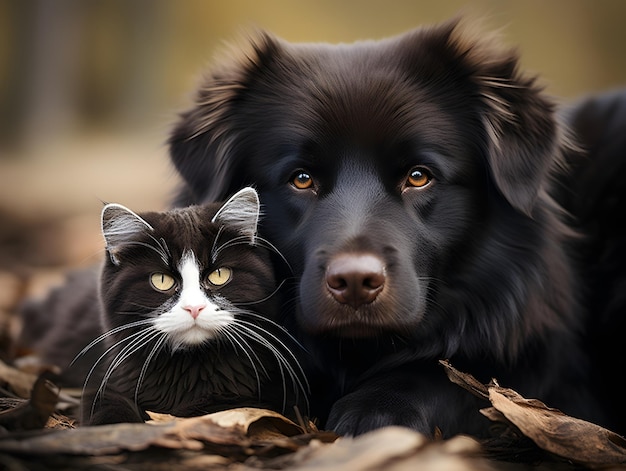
[170,19,570,358]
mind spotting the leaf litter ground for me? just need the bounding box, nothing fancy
[0,358,624,470]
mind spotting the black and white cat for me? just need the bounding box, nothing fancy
[80,188,309,425]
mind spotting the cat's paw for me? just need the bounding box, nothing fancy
[81,391,146,425]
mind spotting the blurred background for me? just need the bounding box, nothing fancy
[1,0,625,333]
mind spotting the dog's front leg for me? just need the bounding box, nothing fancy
[325,365,490,438]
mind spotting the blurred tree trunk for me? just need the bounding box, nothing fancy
[18,0,84,153]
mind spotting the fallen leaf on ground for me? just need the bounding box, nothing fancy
[487,388,626,469]
[252,426,496,471]
[0,416,238,455]
[0,407,336,469]
[0,358,38,398]
[0,372,59,431]
[148,407,305,437]
[206,407,310,440]
[440,359,626,469]
[440,359,490,400]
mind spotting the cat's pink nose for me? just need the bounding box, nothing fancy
[183,304,206,319]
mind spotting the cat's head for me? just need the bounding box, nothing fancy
[99,187,277,350]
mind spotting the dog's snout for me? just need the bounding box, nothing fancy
[326,254,385,309]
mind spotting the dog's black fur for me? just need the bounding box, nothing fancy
[169,19,626,437]
[556,89,626,436]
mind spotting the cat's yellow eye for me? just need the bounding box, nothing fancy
[207,267,232,286]
[150,273,176,292]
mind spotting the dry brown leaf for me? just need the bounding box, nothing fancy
[254,426,495,471]
[258,426,426,471]
[0,417,241,456]
[0,358,38,398]
[478,406,511,426]
[45,413,76,430]
[385,435,498,471]
[441,360,626,469]
[0,372,59,431]
[207,407,306,440]
[440,359,490,400]
[488,388,626,469]
[148,407,329,444]
[146,411,178,423]
[0,408,332,462]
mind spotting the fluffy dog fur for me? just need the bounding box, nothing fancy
[169,18,625,437]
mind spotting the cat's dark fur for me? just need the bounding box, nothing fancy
[18,267,101,387]
[81,188,309,425]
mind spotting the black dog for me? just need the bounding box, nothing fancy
[169,19,626,437]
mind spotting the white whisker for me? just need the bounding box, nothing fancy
[234,318,310,411]
[220,327,263,401]
[233,279,287,307]
[135,333,168,406]
[118,240,170,262]
[238,310,310,354]
[212,234,256,260]
[236,323,288,411]
[99,329,162,394]
[210,225,227,262]
[90,328,161,420]
[254,236,293,273]
[82,326,156,420]
[72,318,155,365]
[145,233,170,265]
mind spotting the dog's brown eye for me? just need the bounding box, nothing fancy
[292,171,314,190]
[406,167,432,189]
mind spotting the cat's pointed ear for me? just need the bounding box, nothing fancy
[211,187,260,243]
[101,203,153,265]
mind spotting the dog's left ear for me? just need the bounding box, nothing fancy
[450,22,563,215]
[168,31,283,205]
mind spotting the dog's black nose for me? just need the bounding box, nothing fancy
[326,254,385,309]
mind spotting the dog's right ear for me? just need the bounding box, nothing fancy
[397,19,565,216]
[169,31,281,205]
[445,20,564,216]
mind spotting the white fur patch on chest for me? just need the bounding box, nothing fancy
[153,250,234,348]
